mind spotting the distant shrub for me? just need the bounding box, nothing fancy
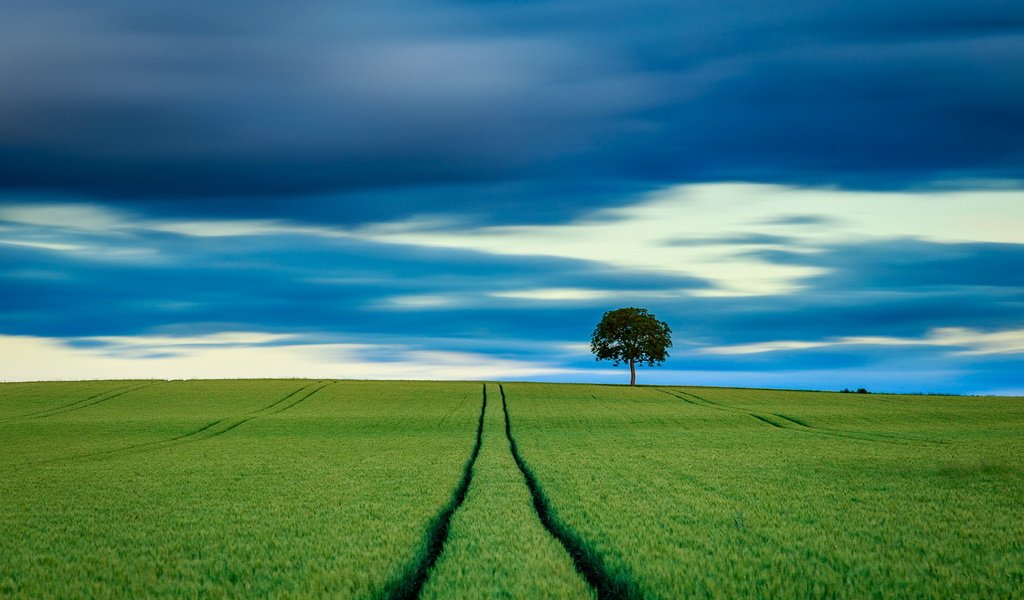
[857,388,869,394]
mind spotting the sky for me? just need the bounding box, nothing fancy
[1,0,1022,393]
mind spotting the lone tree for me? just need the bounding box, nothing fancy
[591,307,672,386]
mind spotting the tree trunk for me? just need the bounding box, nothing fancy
[629,359,636,386]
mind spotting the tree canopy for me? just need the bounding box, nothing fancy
[590,307,672,386]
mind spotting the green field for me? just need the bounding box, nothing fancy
[1,380,1022,598]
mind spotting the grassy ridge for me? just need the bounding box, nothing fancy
[0,380,482,598]
[504,383,1024,598]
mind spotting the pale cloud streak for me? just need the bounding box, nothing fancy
[354,182,1024,296]
[2,182,1023,296]
[378,287,688,310]
[0,333,567,382]
[701,327,1024,356]
[0,239,87,252]
[376,294,465,310]
[490,288,629,301]
[489,287,699,302]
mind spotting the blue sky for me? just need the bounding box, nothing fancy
[1,1,1022,393]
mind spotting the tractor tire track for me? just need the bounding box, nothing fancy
[248,380,325,415]
[500,384,642,600]
[436,393,473,427]
[113,381,330,453]
[656,388,729,412]
[0,382,145,423]
[749,413,785,429]
[662,389,943,446]
[5,382,154,423]
[262,381,333,416]
[39,381,333,465]
[212,416,257,437]
[383,383,487,600]
[29,382,156,420]
[749,414,928,445]
[773,413,809,427]
[669,388,902,444]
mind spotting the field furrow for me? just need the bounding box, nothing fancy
[679,386,982,443]
[1,380,1021,598]
[0,381,144,421]
[419,385,593,600]
[497,384,633,600]
[22,382,155,420]
[383,384,486,600]
[250,380,328,415]
[505,382,1024,598]
[0,382,140,422]
[31,381,332,464]
[0,380,484,598]
[664,388,941,445]
[1,380,320,464]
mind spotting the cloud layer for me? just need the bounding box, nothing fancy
[1,2,1021,392]
[1,0,1022,210]
[1,182,1022,392]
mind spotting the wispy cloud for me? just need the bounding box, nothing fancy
[353,182,1024,296]
[3,182,1023,297]
[376,294,466,310]
[0,333,568,382]
[0,239,88,252]
[701,327,1024,356]
[490,288,626,301]
[2,182,1023,392]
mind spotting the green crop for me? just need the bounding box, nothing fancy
[0,380,483,598]
[503,382,1024,598]
[2,380,1022,598]
[420,385,591,599]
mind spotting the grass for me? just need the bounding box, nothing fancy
[1,379,1022,598]
[419,385,592,599]
[0,380,482,598]
[503,382,1024,598]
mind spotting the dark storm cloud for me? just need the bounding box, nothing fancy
[92,179,653,225]
[0,0,1021,209]
[0,0,661,201]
